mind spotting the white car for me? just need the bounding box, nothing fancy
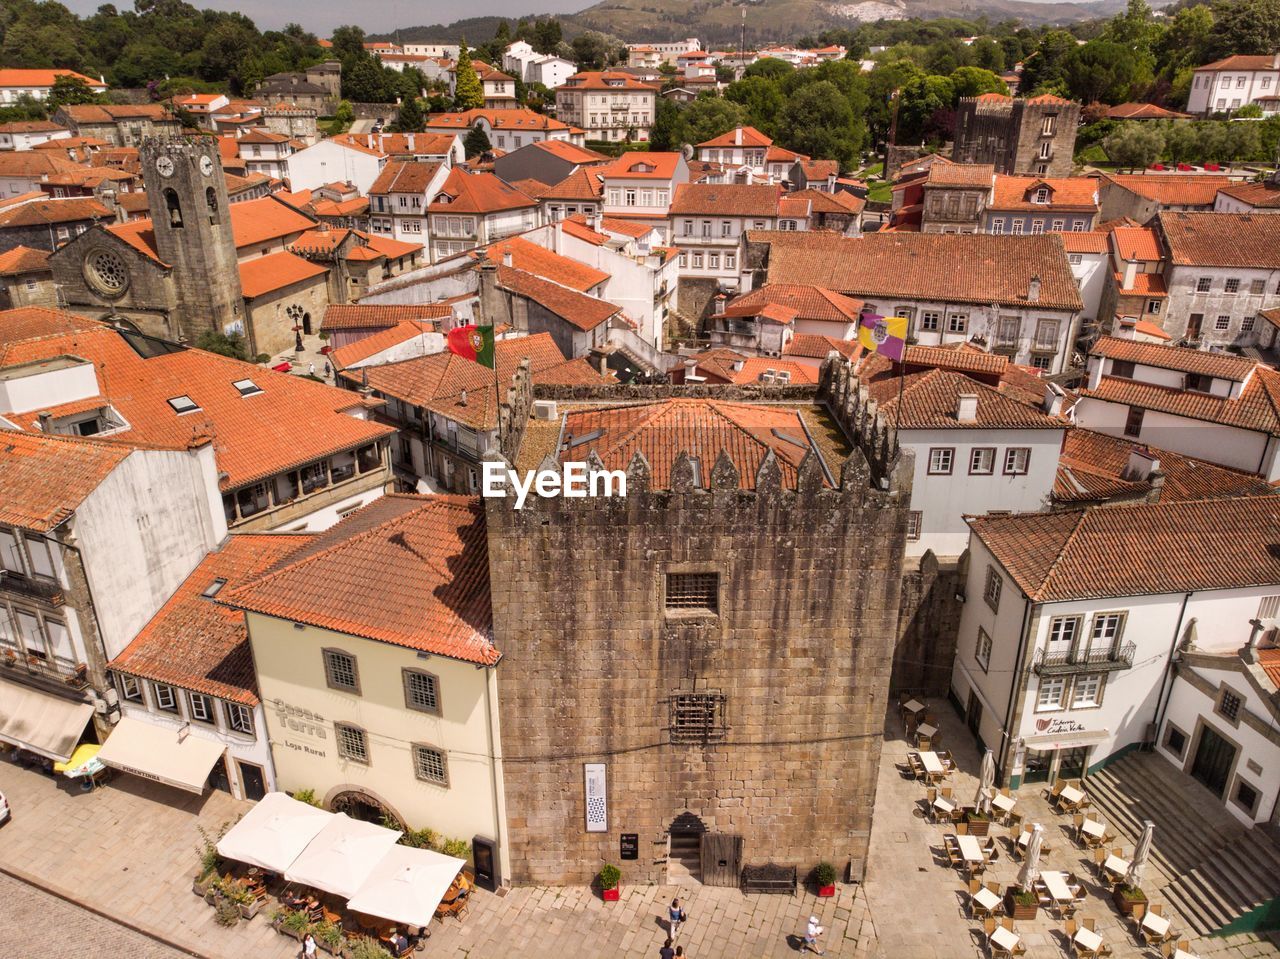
[0,789,9,825]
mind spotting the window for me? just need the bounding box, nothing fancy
[1217,687,1243,724]
[928,448,955,475]
[720,220,732,237]
[1089,613,1125,654]
[692,252,703,269]
[1031,355,1052,371]
[412,744,449,785]
[678,252,687,268]
[119,674,143,702]
[1003,448,1030,475]
[1163,723,1187,758]
[1030,219,1044,235]
[403,669,441,715]
[1242,315,1256,333]
[725,253,736,270]
[188,692,214,723]
[1124,406,1144,438]
[990,219,1005,234]
[153,683,178,713]
[1072,673,1103,708]
[665,572,718,614]
[1068,253,1082,265]
[969,448,995,475]
[1051,219,1064,232]
[1041,115,1055,136]
[975,628,992,672]
[1037,676,1066,711]
[1233,777,1261,816]
[1034,319,1060,350]
[222,701,252,734]
[1147,300,1161,315]
[1250,278,1265,294]
[920,312,940,332]
[25,535,55,578]
[322,648,360,693]
[1215,314,1231,331]
[1196,277,1212,293]
[946,313,967,334]
[201,578,227,600]
[997,316,1020,345]
[1011,220,1024,235]
[906,511,922,541]
[984,566,1002,612]
[335,723,369,763]
[1047,616,1080,657]
[1225,278,1240,294]
[669,692,727,744]
[1034,188,1049,204]
[708,253,720,269]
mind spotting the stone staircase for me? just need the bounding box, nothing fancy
[1086,751,1280,936]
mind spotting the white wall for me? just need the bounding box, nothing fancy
[287,142,384,194]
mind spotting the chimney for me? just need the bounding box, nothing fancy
[366,134,373,149]
[826,172,837,192]
[1027,274,1041,303]
[459,389,468,406]
[502,251,513,268]
[734,127,742,146]
[477,259,512,329]
[1042,382,1064,416]
[589,211,603,232]
[37,411,52,432]
[731,358,746,373]
[956,393,978,422]
[1122,259,1137,291]
[1273,52,1280,69]
[1123,446,1160,482]
[408,133,415,151]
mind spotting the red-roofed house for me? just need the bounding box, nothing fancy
[670,183,785,294]
[0,244,54,308]
[600,152,690,238]
[694,127,804,183]
[0,120,71,152]
[427,169,538,261]
[366,160,450,245]
[1188,53,1280,116]
[0,69,107,105]
[555,72,658,142]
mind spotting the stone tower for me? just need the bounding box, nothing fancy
[139,137,243,341]
[953,94,1080,178]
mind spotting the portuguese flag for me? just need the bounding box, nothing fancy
[446,323,495,369]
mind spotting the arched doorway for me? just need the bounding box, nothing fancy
[667,811,707,884]
[324,786,406,831]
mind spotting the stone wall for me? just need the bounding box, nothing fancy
[892,550,967,697]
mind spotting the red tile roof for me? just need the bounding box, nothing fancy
[1259,648,1280,691]
[784,334,861,361]
[475,235,608,292]
[0,430,131,532]
[106,194,317,263]
[561,71,657,92]
[557,399,830,489]
[1082,369,1280,436]
[599,152,683,181]
[497,265,619,331]
[1197,55,1280,71]
[368,160,443,195]
[60,103,173,123]
[0,309,394,491]
[320,303,454,332]
[1110,226,1162,261]
[697,126,772,149]
[526,139,608,165]
[861,363,1062,431]
[223,495,497,665]
[0,245,50,276]
[760,231,1082,312]
[1059,232,1109,254]
[970,496,1280,603]
[1106,102,1192,120]
[109,534,311,705]
[426,109,572,132]
[0,120,66,134]
[1157,211,1280,269]
[903,343,1010,376]
[1101,174,1231,208]
[1216,181,1280,210]
[0,196,112,228]
[1090,336,1255,380]
[238,250,328,298]
[671,182,781,217]
[989,175,1098,211]
[926,163,994,188]
[725,283,864,324]
[1054,427,1275,505]
[329,320,436,370]
[788,188,865,216]
[428,168,535,214]
[536,167,604,201]
[0,69,105,89]
[1115,272,1167,296]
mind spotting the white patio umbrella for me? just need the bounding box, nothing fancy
[1126,820,1155,889]
[285,812,403,899]
[216,791,332,873]
[346,844,467,928]
[975,748,996,815]
[1018,824,1044,893]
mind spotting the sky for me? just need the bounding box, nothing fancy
[57,0,589,34]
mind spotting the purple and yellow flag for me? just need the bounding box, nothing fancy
[858,311,907,362]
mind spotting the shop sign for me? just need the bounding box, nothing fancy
[620,834,638,861]
[270,699,328,757]
[1034,717,1087,736]
[585,762,607,833]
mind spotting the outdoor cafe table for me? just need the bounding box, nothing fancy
[903,699,925,715]
[1141,911,1171,940]
[933,793,956,816]
[1074,927,1104,953]
[992,793,1016,814]
[1173,950,1201,959]
[1041,871,1074,904]
[1080,818,1106,841]
[957,834,984,864]
[990,926,1021,953]
[917,722,938,739]
[973,886,1002,915]
[1060,785,1086,806]
[1103,854,1130,878]
[919,751,944,776]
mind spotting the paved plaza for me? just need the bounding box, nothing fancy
[1,705,1277,959]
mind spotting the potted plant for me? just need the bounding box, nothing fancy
[1005,886,1039,920]
[214,895,241,928]
[598,863,621,902]
[279,908,312,941]
[963,808,991,837]
[349,937,392,959]
[2,649,17,665]
[226,881,259,919]
[814,861,837,897]
[315,919,344,955]
[1113,883,1147,915]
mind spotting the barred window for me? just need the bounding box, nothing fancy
[336,723,368,763]
[665,573,718,614]
[403,669,441,715]
[1218,688,1242,723]
[323,648,360,693]
[412,745,449,786]
[670,693,727,744]
[906,511,922,541]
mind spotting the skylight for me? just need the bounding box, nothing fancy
[233,378,263,397]
[167,395,200,414]
[201,578,227,599]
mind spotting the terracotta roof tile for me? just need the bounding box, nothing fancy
[989,175,1098,211]
[784,334,862,361]
[1158,211,1280,269]
[497,265,618,331]
[536,167,604,201]
[109,534,311,705]
[1101,174,1231,207]
[1216,181,1280,210]
[1110,226,1162,261]
[671,182,780,217]
[787,188,865,215]
[475,235,607,292]
[428,168,535,214]
[1054,427,1275,505]
[1115,272,1167,296]
[561,70,656,92]
[599,152,682,181]
[526,140,608,164]
[1081,368,1280,436]
[0,69,105,89]
[329,320,436,370]
[760,231,1082,312]
[1197,55,1280,71]
[238,250,328,298]
[368,160,443,196]
[426,109,571,132]
[1059,232,1108,254]
[0,245,50,275]
[971,496,1280,603]
[724,283,864,324]
[557,399,829,489]
[223,495,496,665]
[904,344,1009,375]
[697,126,772,148]
[60,103,173,123]
[0,196,112,228]
[1259,648,1280,690]
[1090,336,1255,380]
[0,309,394,490]
[320,303,453,332]
[926,163,994,188]
[1106,102,1192,120]
[860,363,1062,431]
[0,430,131,532]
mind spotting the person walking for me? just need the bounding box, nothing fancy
[803,916,826,955]
[301,932,318,958]
[308,362,316,377]
[659,938,675,959]
[323,360,331,379]
[668,897,686,939]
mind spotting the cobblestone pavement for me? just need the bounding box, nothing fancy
[863,697,1280,959]
[0,871,190,959]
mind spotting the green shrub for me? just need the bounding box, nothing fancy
[315,919,344,947]
[195,821,230,878]
[282,908,313,934]
[814,861,838,887]
[350,937,393,959]
[292,789,322,807]
[215,895,241,926]
[400,826,438,849]
[598,863,621,890]
[442,837,471,860]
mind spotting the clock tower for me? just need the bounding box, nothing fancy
[139,137,244,342]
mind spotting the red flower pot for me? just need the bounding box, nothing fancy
[602,886,620,902]
[818,884,836,898]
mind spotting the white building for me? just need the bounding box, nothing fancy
[599,151,690,239]
[1062,231,1110,330]
[670,183,785,291]
[236,128,297,180]
[554,72,658,143]
[0,69,107,105]
[694,127,806,184]
[626,39,700,66]
[949,496,1280,819]
[0,121,70,152]
[286,138,387,194]
[527,56,576,91]
[427,168,538,261]
[367,160,450,246]
[1186,53,1280,115]
[425,109,583,150]
[1072,335,1280,481]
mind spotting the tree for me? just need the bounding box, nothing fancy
[681,98,748,145]
[1206,0,1280,59]
[532,18,562,55]
[394,95,424,133]
[47,75,101,108]
[333,99,354,125]
[1018,30,1078,96]
[649,97,685,151]
[194,329,248,360]
[1196,121,1229,162]
[330,25,367,64]
[970,38,1005,74]
[464,124,491,157]
[571,30,623,70]
[1103,122,1164,171]
[897,74,954,144]
[744,57,793,81]
[777,81,860,168]
[1102,0,1160,57]
[1065,41,1142,105]
[725,77,786,138]
[948,66,1006,99]
[865,59,924,148]
[1163,121,1199,163]
[1225,121,1262,163]
[344,57,391,103]
[453,41,484,111]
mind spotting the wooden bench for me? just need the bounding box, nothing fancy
[740,863,797,895]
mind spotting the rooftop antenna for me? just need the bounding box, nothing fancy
[740,7,746,58]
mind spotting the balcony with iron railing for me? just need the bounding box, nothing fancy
[0,648,89,691]
[1032,641,1136,675]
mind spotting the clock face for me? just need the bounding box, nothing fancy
[200,155,214,177]
[155,155,175,178]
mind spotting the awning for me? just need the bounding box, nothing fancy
[217,791,332,873]
[96,717,225,794]
[346,844,466,928]
[285,813,402,899]
[0,677,94,761]
[1022,728,1110,751]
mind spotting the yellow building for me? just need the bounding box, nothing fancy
[225,494,509,881]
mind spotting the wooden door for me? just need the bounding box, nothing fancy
[700,833,743,887]
[1191,725,1235,798]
